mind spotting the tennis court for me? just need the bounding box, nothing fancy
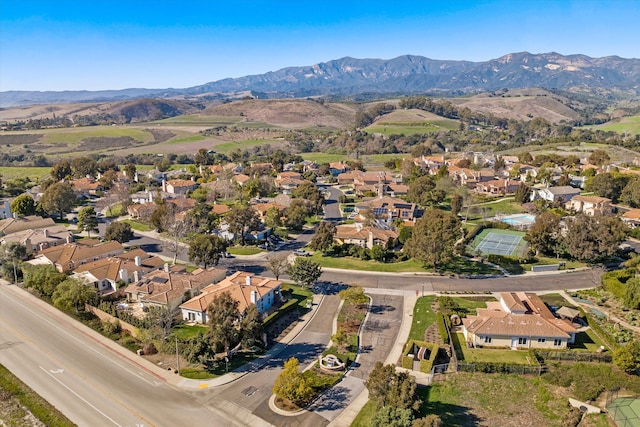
[471,229,527,256]
[607,397,640,427]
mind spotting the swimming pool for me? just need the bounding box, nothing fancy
[500,214,536,226]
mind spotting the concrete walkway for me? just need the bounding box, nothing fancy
[560,290,640,335]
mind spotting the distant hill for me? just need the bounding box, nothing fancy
[0,98,201,123]
[2,52,639,108]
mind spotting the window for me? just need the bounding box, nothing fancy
[483,336,492,344]
[537,338,546,343]
[188,312,195,321]
[553,339,562,347]
[518,337,527,345]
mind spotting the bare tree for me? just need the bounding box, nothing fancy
[266,253,289,280]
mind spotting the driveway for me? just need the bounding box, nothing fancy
[200,292,341,427]
[308,293,404,423]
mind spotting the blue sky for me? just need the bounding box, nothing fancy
[1,0,639,91]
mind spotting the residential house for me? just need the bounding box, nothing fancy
[252,202,286,221]
[448,166,494,188]
[1,225,73,253]
[28,241,124,273]
[0,215,56,236]
[566,195,613,216]
[125,266,226,311]
[70,177,103,198]
[475,178,520,195]
[162,179,198,195]
[179,271,282,324]
[413,155,445,173]
[531,186,581,203]
[329,162,350,176]
[621,209,640,228]
[130,190,155,205]
[71,249,164,293]
[462,292,577,350]
[127,202,157,220]
[334,225,398,249]
[274,171,307,194]
[355,196,422,223]
[232,173,251,187]
[0,200,12,219]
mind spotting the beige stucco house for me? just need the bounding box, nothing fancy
[462,292,577,350]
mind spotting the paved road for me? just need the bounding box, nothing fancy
[0,284,253,427]
[198,292,341,427]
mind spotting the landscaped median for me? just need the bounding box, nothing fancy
[271,285,368,413]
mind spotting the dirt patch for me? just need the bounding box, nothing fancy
[76,136,140,151]
[146,128,175,143]
[0,134,43,146]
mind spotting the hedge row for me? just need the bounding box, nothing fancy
[402,340,440,373]
[578,307,620,351]
[436,313,450,345]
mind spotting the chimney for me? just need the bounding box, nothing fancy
[164,263,170,273]
[368,231,374,249]
[245,275,252,286]
[43,229,49,238]
[250,290,257,305]
[133,270,140,283]
[66,236,73,244]
[135,256,142,267]
[119,269,129,282]
[162,179,167,192]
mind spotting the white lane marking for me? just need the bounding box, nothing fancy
[7,293,160,387]
[39,365,123,427]
[50,368,64,374]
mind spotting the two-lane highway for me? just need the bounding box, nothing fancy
[0,284,249,427]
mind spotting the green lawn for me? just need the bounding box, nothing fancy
[121,219,153,232]
[586,115,640,135]
[453,332,533,364]
[227,246,263,255]
[173,324,208,339]
[37,126,155,145]
[0,166,52,181]
[466,198,524,220]
[571,328,607,352]
[213,139,280,154]
[167,135,206,144]
[313,253,427,273]
[150,114,244,126]
[408,296,439,341]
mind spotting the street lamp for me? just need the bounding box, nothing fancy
[175,336,180,375]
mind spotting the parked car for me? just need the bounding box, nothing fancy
[294,249,311,257]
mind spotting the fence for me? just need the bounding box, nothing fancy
[534,350,612,363]
[606,389,640,427]
[531,264,560,272]
[457,362,543,375]
[85,304,138,337]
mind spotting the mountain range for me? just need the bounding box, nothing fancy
[2,52,639,107]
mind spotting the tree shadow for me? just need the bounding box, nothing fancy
[308,385,351,412]
[263,342,327,370]
[418,385,482,426]
[140,243,162,253]
[369,304,396,314]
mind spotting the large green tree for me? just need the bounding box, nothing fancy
[23,264,66,297]
[404,209,460,272]
[286,257,322,288]
[371,406,415,427]
[586,172,630,203]
[208,291,241,356]
[525,211,562,257]
[563,214,628,262]
[621,178,640,208]
[51,278,97,313]
[104,221,134,243]
[365,361,420,410]
[188,234,228,268]
[272,357,314,406]
[0,242,27,284]
[40,182,75,219]
[10,194,36,217]
[407,175,445,207]
[309,221,336,253]
[51,159,72,181]
[226,204,261,245]
[613,340,640,374]
[77,206,99,238]
[240,304,263,348]
[284,199,310,232]
[291,181,324,215]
